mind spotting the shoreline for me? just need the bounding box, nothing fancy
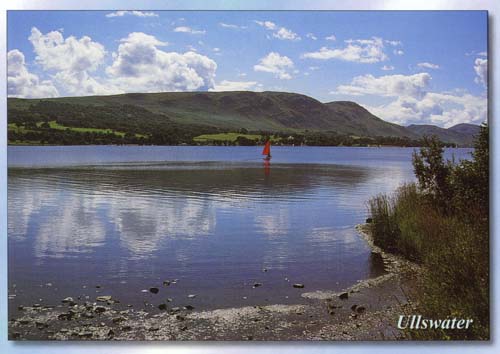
[9,224,421,341]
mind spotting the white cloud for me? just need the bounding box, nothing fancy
[364,92,487,127]
[417,62,439,70]
[254,20,277,30]
[219,22,246,30]
[173,26,206,35]
[325,35,336,41]
[254,20,300,41]
[302,37,388,63]
[306,33,317,40]
[210,80,260,91]
[254,52,294,80]
[106,11,158,18]
[381,65,395,71]
[106,32,217,92]
[333,72,486,127]
[334,72,431,98]
[28,27,112,96]
[7,49,59,98]
[393,49,404,56]
[273,27,300,41]
[474,58,487,86]
[385,40,402,46]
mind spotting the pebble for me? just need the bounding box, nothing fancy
[187,294,197,299]
[96,296,112,302]
[339,292,349,300]
[149,288,159,294]
[158,304,168,311]
[163,281,171,286]
[293,283,305,288]
[253,283,262,288]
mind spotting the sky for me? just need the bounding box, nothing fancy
[7,10,487,127]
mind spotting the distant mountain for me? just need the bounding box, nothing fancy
[8,91,480,146]
[406,123,480,146]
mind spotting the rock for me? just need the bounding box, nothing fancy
[11,332,21,339]
[253,283,262,288]
[171,307,181,313]
[158,304,168,311]
[163,280,171,286]
[112,317,126,323]
[184,305,194,310]
[107,329,115,337]
[78,332,93,338]
[176,314,185,321]
[121,325,132,331]
[82,312,94,319]
[94,306,106,313]
[166,298,173,302]
[339,292,349,300]
[96,296,112,302]
[33,303,42,308]
[262,268,268,272]
[292,283,305,288]
[17,305,24,311]
[187,294,197,299]
[148,326,160,332]
[58,313,72,321]
[180,325,188,331]
[328,310,335,316]
[18,319,30,325]
[149,288,159,294]
[351,304,358,311]
[356,306,366,314]
[35,321,48,329]
[365,217,373,223]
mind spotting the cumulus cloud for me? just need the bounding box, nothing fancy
[210,80,261,91]
[28,27,112,95]
[474,58,487,87]
[254,20,300,41]
[173,26,206,35]
[106,11,158,18]
[254,52,294,80]
[302,37,389,63]
[393,49,404,56]
[106,32,217,92]
[333,72,486,127]
[325,34,336,41]
[7,49,59,98]
[334,72,431,98]
[381,65,395,71]
[364,92,487,127]
[417,62,439,69]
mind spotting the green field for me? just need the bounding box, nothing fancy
[9,121,147,139]
[193,132,262,143]
[36,121,126,137]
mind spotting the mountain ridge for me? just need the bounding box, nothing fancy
[8,91,480,146]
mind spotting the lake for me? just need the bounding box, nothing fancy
[7,146,472,314]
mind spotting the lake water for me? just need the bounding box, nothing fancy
[8,146,472,314]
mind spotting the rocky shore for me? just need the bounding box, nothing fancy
[9,224,421,341]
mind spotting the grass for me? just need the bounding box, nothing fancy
[368,183,489,339]
[193,132,262,143]
[37,121,126,137]
[9,121,147,139]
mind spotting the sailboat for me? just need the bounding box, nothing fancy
[262,140,272,161]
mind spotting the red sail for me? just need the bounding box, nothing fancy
[262,141,271,155]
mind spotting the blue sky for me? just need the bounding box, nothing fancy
[7,10,487,127]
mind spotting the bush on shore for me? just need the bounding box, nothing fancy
[368,124,489,340]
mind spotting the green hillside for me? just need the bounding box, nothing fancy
[7,91,480,146]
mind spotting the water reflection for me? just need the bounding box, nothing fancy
[8,160,407,310]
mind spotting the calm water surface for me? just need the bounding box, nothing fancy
[8,146,472,314]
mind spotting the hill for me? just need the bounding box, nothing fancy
[406,124,480,146]
[8,91,480,146]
